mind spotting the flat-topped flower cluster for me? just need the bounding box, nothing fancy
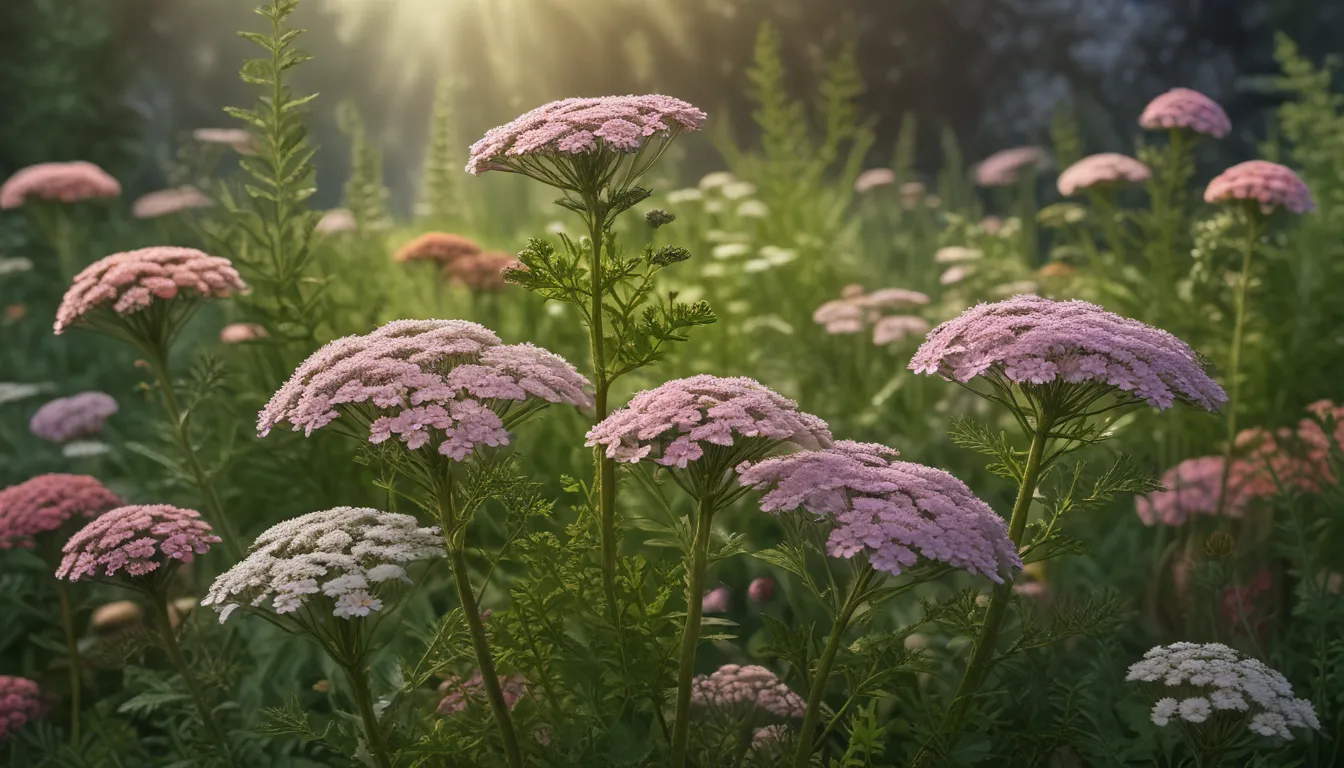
[690,664,805,720]
[56,504,220,581]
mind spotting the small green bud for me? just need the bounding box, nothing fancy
[1204,531,1235,560]
[645,209,676,229]
[649,245,691,267]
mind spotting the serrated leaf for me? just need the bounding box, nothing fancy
[118,690,189,716]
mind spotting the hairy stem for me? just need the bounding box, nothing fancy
[341,661,394,768]
[152,593,231,761]
[670,496,715,767]
[1215,215,1258,516]
[792,570,875,767]
[57,580,81,743]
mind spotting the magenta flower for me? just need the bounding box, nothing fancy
[872,315,931,346]
[54,247,248,335]
[747,576,776,604]
[909,295,1226,411]
[466,94,707,176]
[585,375,832,468]
[56,504,221,581]
[738,441,1021,582]
[1057,153,1152,196]
[436,672,528,716]
[29,391,118,443]
[702,585,731,613]
[220,322,268,344]
[1139,88,1231,138]
[854,168,897,193]
[975,147,1049,188]
[0,162,120,209]
[0,474,122,550]
[258,319,592,460]
[131,186,213,219]
[690,664,805,720]
[1204,161,1315,215]
[0,676,44,742]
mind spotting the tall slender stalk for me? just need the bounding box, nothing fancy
[670,496,715,767]
[911,416,1053,765]
[1215,214,1259,517]
[56,580,81,743]
[583,203,622,628]
[792,570,875,767]
[151,594,231,761]
[340,660,394,768]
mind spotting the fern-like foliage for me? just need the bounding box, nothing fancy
[421,79,464,227]
[337,101,392,235]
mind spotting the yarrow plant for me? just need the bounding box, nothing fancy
[393,231,481,266]
[1057,153,1152,197]
[130,186,214,219]
[0,161,121,280]
[1126,642,1320,764]
[0,676,44,743]
[686,664,806,766]
[204,507,442,768]
[1140,88,1232,138]
[28,392,118,443]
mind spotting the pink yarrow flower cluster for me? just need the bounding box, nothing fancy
[690,664,805,719]
[1139,88,1231,138]
[1136,456,1248,526]
[0,676,44,741]
[29,391,118,442]
[909,295,1227,411]
[394,232,481,265]
[0,474,122,550]
[813,286,930,345]
[56,504,221,581]
[54,247,247,335]
[466,94,707,175]
[220,322,268,344]
[1057,153,1152,196]
[192,128,256,155]
[258,320,592,460]
[854,168,897,193]
[131,186,213,219]
[1204,161,1315,215]
[738,441,1021,581]
[585,375,832,468]
[447,251,520,293]
[975,147,1049,187]
[436,672,527,716]
[0,161,120,209]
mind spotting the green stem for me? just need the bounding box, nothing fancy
[585,206,621,629]
[911,417,1053,765]
[792,570,875,768]
[1215,216,1257,517]
[152,593,231,761]
[56,580,81,743]
[670,496,715,767]
[340,661,394,768]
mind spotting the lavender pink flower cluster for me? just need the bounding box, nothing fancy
[29,391,118,443]
[0,161,120,209]
[585,375,832,468]
[257,320,591,460]
[909,295,1227,411]
[54,247,248,334]
[55,504,221,581]
[1204,160,1315,215]
[813,285,930,346]
[466,94,707,175]
[436,673,527,716]
[1139,88,1231,138]
[1057,153,1152,196]
[738,441,1021,581]
[690,664,806,720]
[0,474,122,550]
[131,186,212,219]
[975,146,1048,187]
[0,676,43,742]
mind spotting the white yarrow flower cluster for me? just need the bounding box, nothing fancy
[1125,642,1320,740]
[202,507,441,623]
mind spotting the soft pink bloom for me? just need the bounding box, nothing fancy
[939,265,972,285]
[975,147,1049,187]
[702,585,731,613]
[752,724,790,751]
[1012,581,1050,600]
[315,208,357,235]
[192,128,257,155]
[934,247,982,264]
[857,288,930,309]
[447,251,519,293]
[813,299,864,334]
[1136,456,1247,526]
[980,216,1004,234]
[0,676,44,741]
[1057,153,1152,196]
[872,315,930,346]
[220,323,268,344]
[0,162,120,209]
[815,288,929,336]
[0,474,122,549]
[394,232,481,265]
[739,441,1021,582]
[467,94,707,175]
[1204,161,1315,215]
[854,168,897,193]
[131,186,213,219]
[436,673,527,716]
[748,576,776,604]
[909,295,1226,411]
[56,504,221,581]
[1139,88,1231,138]
[690,664,805,719]
[29,391,118,443]
[585,375,832,468]
[54,247,247,335]
[899,182,926,209]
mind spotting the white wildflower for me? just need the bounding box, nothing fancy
[736,200,770,218]
[721,181,757,200]
[1150,697,1178,726]
[758,246,797,266]
[933,246,982,264]
[698,171,737,190]
[1178,697,1211,723]
[333,590,383,619]
[0,257,34,276]
[667,188,704,205]
[366,564,408,583]
[62,440,111,458]
[712,243,751,260]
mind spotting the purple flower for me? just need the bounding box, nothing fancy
[1057,154,1152,196]
[0,474,122,550]
[908,295,1226,411]
[975,147,1049,187]
[585,375,832,469]
[690,664,805,720]
[466,95,707,176]
[1204,161,1315,215]
[1139,88,1231,138]
[0,676,44,741]
[29,391,118,443]
[56,504,221,581]
[738,441,1021,582]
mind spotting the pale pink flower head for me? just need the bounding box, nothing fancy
[856,288,930,310]
[29,391,118,443]
[751,725,790,752]
[56,504,221,582]
[909,295,1227,412]
[939,265,972,285]
[1136,456,1247,526]
[1139,88,1231,138]
[872,315,931,346]
[315,208,357,235]
[738,441,1021,582]
[812,299,864,334]
[192,128,257,155]
[0,676,44,741]
[1204,161,1315,215]
[0,162,120,209]
[975,147,1049,187]
[1057,153,1152,196]
[747,576,776,604]
[220,322,268,344]
[54,247,248,335]
[436,673,528,716]
[585,375,832,470]
[131,186,213,219]
[447,251,520,293]
[394,232,481,265]
[0,474,122,550]
[814,288,929,336]
[854,168,897,193]
[690,664,805,720]
[702,585,731,613]
[467,94,706,175]
[258,320,592,460]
